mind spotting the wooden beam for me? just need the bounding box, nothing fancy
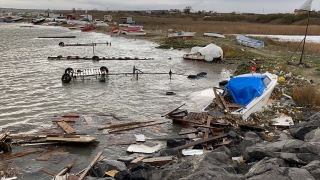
[56,121,76,134]
[78,151,103,180]
[131,156,145,163]
[36,150,55,161]
[1,148,40,161]
[161,103,186,117]
[56,159,78,176]
[203,116,212,147]
[84,116,94,124]
[108,120,168,133]
[178,129,199,135]
[41,167,57,176]
[0,130,10,141]
[142,156,173,166]
[172,133,228,150]
[219,94,230,114]
[45,137,97,143]
[98,121,154,130]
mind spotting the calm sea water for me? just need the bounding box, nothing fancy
[0,23,232,179]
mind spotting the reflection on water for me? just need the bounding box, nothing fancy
[0,23,232,131]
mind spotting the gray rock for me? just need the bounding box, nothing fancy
[239,131,263,160]
[246,142,276,160]
[305,129,320,142]
[276,152,307,165]
[93,159,126,178]
[245,157,288,179]
[302,160,320,180]
[300,142,320,155]
[279,167,315,180]
[289,112,320,140]
[147,148,244,180]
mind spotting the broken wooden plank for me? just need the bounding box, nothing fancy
[45,136,97,143]
[84,116,94,125]
[161,103,186,117]
[56,121,76,134]
[62,113,80,118]
[203,116,212,147]
[56,159,78,176]
[1,148,40,161]
[178,129,199,135]
[172,133,229,151]
[105,170,119,177]
[214,140,233,147]
[36,150,55,161]
[41,167,57,176]
[6,134,47,140]
[98,121,154,130]
[0,130,10,141]
[78,151,103,180]
[131,156,145,163]
[142,156,173,166]
[108,120,168,133]
[218,94,230,114]
[168,118,203,125]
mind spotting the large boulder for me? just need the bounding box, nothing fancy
[239,131,263,161]
[289,112,320,140]
[147,146,244,180]
[93,159,127,178]
[245,157,315,180]
[302,160,320,180]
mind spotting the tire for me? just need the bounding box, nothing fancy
[187,75,197,79]
[219,80,229,86]
[197,72,207,77]
[100,66,109,74]
[92,56,100,60]
[166,92,176,95]
[64,67,73,74]
[61,73,72,83]
[59,42,64,47]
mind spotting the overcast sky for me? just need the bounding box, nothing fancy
[0,0,319,14]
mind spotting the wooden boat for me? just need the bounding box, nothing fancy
[183,44,223,62]
[236,34,264,49]
[81,26,97,32]
[204,72,278,120]
[168,31,196,39]
[203,32,225,38]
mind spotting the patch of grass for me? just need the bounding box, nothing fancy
[292,86,320,108]
[157,38,203,49]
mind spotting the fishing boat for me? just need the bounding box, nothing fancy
[204,72,278,120]
[183,44,223,62]
[203,32,225,38]
[236,34,264,49]
[168,31,196,39]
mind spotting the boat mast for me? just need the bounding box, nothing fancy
[299,10,310,65]
[298,0,313,65]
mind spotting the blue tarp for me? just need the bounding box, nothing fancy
[225,75,266,106]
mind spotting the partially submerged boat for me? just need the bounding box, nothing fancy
[205,72,278,120]
[168,31,196,39]
[236,34,264,49]
[183,43,223,62]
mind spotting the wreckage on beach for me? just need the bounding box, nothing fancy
[204,72,278,120]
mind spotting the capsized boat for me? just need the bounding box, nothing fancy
[204,72,278,120]
[236,34,264,49]
[183,43,223,62]
[203,32,225,38]
[168,31,196,38]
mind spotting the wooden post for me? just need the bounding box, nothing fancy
[56,159,78,176]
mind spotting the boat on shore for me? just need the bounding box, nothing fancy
[236,34,264,49]
[122,27,146,36]
[81,26,97,32]
[32,18,46,24]
[204,72,278,120]
[168,31,196,39]
[183,43,223,62]
[203,32,225,38]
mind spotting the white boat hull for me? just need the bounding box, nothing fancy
[230,72,278,120]
[204,32,225,38]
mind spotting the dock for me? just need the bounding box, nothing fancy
[58,42,111,47]
[38,36,76,38]
[48,55,154,61]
